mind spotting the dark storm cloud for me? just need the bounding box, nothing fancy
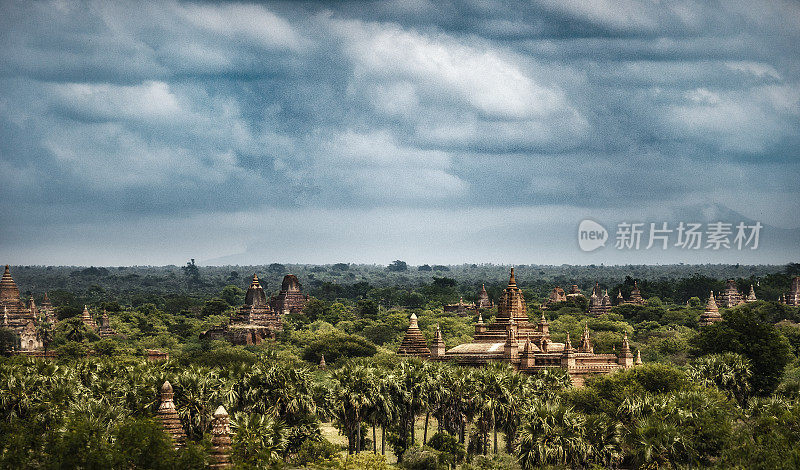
[0,0,798,264]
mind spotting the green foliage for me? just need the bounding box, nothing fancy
[686,352,752,404]
[0,328,19,354]
[231,412,286,467]
[201,297,230,317]
[720,397,800,469]
[303,330,377,364]
[221,285,245,306]
[576,363,688,415]
[294,438,340,466]
[691,305,794,395]
[426,431,465,466]
[401,446,442,470]
[388,260,408,272]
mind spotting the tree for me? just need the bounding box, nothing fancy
[691,305,793,395]
[302,331,377,364]
[0,328,18,354]
[268,263,286,273]
[517,397,590,469]
[181,259,201,286]
[388,260,408,272]
[686,353,752,405]
[220,285,244,306]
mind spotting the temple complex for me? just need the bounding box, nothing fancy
[746,285,757,303]
[699,291,723,326]
[0,265,50,352]
[401,269,640,386]
[202,273,287,345]
[542,287,566,309]
[588,284,612,316]
[781,276,800,307]
[81,305,97,330]
[445,285,494,315]
[97,311,117,337]
[443,297,476,315]
[717,279,744,307]
[269,274,308,314]
[157,381,186,449]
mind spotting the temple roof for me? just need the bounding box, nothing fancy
[0,265,21,303]
[281,274,301,293]
[245,274,268,307]
[497,268,527,322]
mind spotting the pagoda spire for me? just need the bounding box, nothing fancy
[157,381,187,448]
[210,405,232,468]
[508,267,516,286]
[397,313,430,358]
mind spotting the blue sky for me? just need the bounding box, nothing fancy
[0,0,798,266]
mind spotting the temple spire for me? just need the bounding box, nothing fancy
[508,267,516,286]
[157,381,186,448]
[210,405,232,468]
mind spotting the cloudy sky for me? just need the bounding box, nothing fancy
[0,0,798,266]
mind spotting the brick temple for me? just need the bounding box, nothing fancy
[202,273,307,345]
[399,269,640,386]
[0,265,54,352]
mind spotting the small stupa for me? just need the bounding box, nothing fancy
[157,381,186,448]
[397,313,430,357]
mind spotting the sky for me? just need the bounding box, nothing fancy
[0,0,798,266]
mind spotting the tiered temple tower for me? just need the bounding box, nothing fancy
[210,405,232,468]
[783,276,800,306]
[717,279,744,307]
[398,313,431,357]
[699,291,723,326]
[97,311,117,337]
[430,324,446,359]
[81,305,97,330]
[157,381,187,449]
[746,285,757,303]
[202,273,285,345]
[477,284,493,309]
[627,282,645,305]
[0,266,49,352]
[270,275,309,314]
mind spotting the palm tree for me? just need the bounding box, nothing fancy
[230,411,286,465]
[686,353,752,405]
[330,362,374,454]
[516,397,590,469]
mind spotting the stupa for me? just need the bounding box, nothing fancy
[699,291,723,326]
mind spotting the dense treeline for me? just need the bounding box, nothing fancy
[9,262,799,308]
